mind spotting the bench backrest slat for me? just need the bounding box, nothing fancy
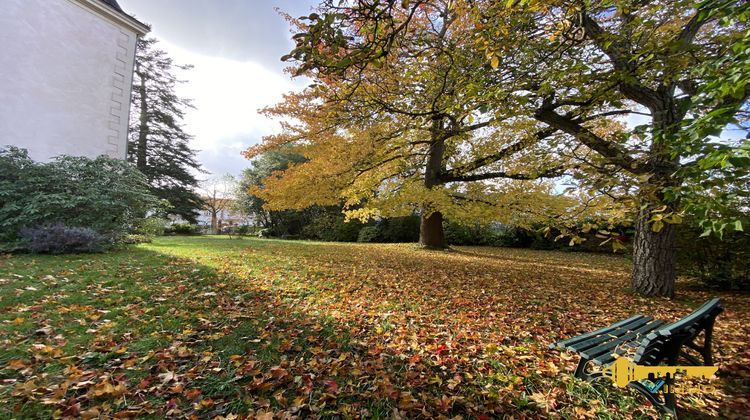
[552,315,645,350]
[657,298,722,337]
[633,298,723,365]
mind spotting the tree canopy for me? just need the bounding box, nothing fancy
[248,0,749,297]
[472,0,750,296]
[247,1,588,249]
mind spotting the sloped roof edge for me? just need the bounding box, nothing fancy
[74,0,150,35]
[99,0,125,13]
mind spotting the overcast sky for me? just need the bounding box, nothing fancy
[118,1,746,180]
[120,0,318,177]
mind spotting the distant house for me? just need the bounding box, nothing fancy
[196,198,252,234]
[0,0,149,161]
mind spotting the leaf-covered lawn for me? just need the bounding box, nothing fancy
[1,237,748,418]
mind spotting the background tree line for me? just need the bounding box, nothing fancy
[235,148,748,290]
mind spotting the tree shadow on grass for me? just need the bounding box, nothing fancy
[222,237,750,419]
[0,245,543,418]
[4,238,744,417]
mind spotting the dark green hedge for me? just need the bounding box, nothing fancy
[0,147,159,252]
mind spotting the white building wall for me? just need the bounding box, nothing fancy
[0,0,140,160]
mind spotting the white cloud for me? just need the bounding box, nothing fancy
[155,39,298,175]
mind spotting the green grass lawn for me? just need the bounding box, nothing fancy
[1,236,748,418]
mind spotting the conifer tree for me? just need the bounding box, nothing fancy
[129,37,204,222]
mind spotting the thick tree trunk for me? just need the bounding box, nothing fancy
[632,206,676,297]
[629,101,680,298]
[136,72,149,172]
[211,211,218,235]
[420,211,445,248]
[419,119,447,248]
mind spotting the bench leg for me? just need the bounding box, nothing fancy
[574,356,604,382]
[574,357,589,379]
[629,381,678,418]
[701,323,714,366]
[684,315,719,366]
[576,357,677,416]
[665,391,677,417]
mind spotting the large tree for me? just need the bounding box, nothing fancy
[247,1,575,248]
[470,0,750,297]
[259,0,748,296]
[129,37,204,223]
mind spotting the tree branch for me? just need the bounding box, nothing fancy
[442,128,556,178]
[578,11,664,111]
[535,104,647,174]
[440,166,565,183]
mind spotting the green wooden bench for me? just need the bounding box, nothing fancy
[550,298,723,416]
